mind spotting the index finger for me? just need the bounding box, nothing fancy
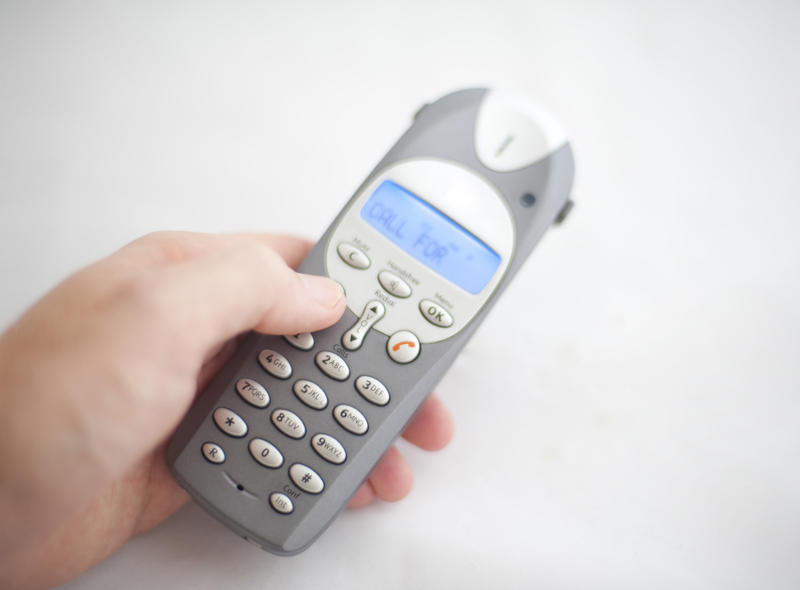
[116,231,316,269]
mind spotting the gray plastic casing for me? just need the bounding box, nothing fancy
[167,87,574,555]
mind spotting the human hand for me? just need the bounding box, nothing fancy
[0,232,454,590]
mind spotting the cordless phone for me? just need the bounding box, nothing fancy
[167,88,575,555]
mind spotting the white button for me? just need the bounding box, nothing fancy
[289,463,325,494]
[378,271,412,298]
[271,408,306,439]
[283,332,314,351]
[333,404,368,435]
[337,242,370,269]
[201,442,225,464]
[258,350,292,379]
[292,379,328,410]
[342,300,385,351]
[354,375,390,406]
[315,351,350,381]
[387,330,420,364]
[269,492,294,514]
[235,378,270,408]
[311,433,347,465]
[418,299,454,328]
[248,438,284,469]
[213,407,248,438]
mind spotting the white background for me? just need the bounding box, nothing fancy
[1,1,799,588]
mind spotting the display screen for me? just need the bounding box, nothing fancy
[360,180,501,294]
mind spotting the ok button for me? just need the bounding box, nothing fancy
[419,299,454,328]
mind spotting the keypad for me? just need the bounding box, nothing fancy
[208,267,444,520]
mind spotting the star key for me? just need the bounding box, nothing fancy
[212,407,248,438]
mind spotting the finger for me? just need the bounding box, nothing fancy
[142,239,345,352]
[196,336,241,393]
[400,393,454,451]
[365,446,413,503]
[117,231,315,269]
[347,481,377,509]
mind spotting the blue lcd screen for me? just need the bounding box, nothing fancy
[360,180,501,294]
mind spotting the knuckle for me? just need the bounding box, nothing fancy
[134,231,196,263]
[121,273,172,324]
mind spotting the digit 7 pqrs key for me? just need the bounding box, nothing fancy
[167,88,575,555]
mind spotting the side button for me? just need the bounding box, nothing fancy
[554,199,574,225]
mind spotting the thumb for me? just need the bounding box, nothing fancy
[152,239,345,352]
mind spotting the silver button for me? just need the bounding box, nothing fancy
[271,408,306,439]
[419,299,454,328]
[213,407,248,438]
[378,270,412,298]
[283,332,314,351]
[315,350,350,381]
[201,442,225,464]
[289,463,325,494]
[269,492,294,514]
[258,349,292,379]
[235,378,270,408]
[341,300,385,351]
[337,242,370,270]
[333,404,368,435]
[311,433,347,464]
[387,330,420,364]
[354,375,390,406]
[248,438,284,469]
[293,379,328,410]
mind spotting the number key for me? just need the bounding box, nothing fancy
[315,351,350,381]
[271,408,306,439]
